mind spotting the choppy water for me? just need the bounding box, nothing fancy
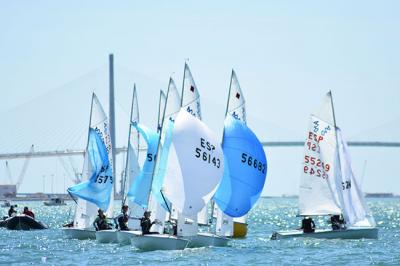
[0,198,399,265]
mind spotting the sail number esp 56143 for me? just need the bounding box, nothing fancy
[195,138,221,168]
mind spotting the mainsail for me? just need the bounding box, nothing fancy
[181,63,201,118]
[68,93,114,228]
[299,92,341,216]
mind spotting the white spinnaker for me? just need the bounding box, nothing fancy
[181,63,201,118]
[163,110,224,217]
[335,129,375,227]
[299,92,341,216]
[73,94,114,228]
[181,64,209,226]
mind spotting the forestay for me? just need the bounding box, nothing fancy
[68,94,114,213]
[214,115,267,217]
[299,92,341,216]
[162,109,224,216]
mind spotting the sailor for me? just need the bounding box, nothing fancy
[301,216,315,233]
[22,207,35,218]
[140,210,159,235]
[93,209,112,231]
[117,205,130,231]
[329,214,345,230]
[8,205,17,217]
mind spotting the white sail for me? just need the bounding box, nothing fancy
[226,70,246,122]
[124,87,144,229]
[164,78,181,124]
[335,129,375,227]
[162,109,224,217]
[216,208,233,237]
[299,92,341,216]
[181,63,201,118]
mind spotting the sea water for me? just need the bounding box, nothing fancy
[0,198,399,265]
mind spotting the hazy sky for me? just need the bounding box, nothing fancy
[0,1,399,196]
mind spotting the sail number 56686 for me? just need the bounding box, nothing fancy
[241,153,266,174]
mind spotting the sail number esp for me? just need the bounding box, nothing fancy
[195,138,221,168]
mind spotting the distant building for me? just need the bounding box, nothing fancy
[0,185,17,198]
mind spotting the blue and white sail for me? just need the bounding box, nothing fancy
[123,86,143,229]
[127,122,159,209]
[214,115,267,217]
[68,93,114,228]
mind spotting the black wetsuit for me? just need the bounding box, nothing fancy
[118,214,129,231]
[140,217,156,234]
[301,218,315,233]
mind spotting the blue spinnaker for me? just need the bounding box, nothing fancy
[213,115,267,217]
[68,128,113,211]
[127,122,159,209]
[152,120,174,211]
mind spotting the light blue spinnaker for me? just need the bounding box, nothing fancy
[127,122,159,209]
[152,120,174,211]
[213,115,267,217]
[68,128,113,211]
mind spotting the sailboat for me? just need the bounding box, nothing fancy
[63,93,114,240]
[129,78,191,251]
[271,91,378,240]
[214,70,267,239]
[95,86,143,244]
[116,86,147,245]
[178,63,230,248]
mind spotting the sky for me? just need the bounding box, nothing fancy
[0,1,399,196]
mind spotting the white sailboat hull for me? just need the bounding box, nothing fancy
[187,232,229,248]
[130,234,189,251]
[62,228,96,240]
[95,229,118,243]
[117,230,142,245]
[271,227,378,240]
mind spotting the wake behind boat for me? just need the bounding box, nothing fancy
[271,91,378,240]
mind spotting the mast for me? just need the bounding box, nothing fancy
[121,85,137,207]
[109,54,117,197]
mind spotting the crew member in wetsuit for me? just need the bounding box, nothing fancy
[117,205,130,231]
[23,207,35,218]
[301,217,315,233]
[8,205,17,217]
[330,214,345,230]
[93,209,112,231]
[140,211,158,235]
